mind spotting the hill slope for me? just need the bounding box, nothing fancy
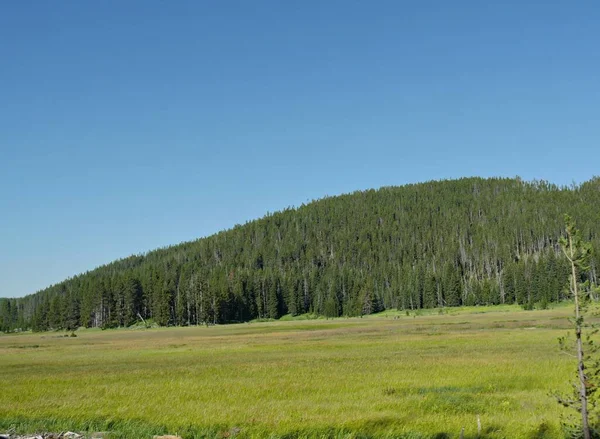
[2,177,600,332]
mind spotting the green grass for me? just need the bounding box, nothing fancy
[0,305,580,438]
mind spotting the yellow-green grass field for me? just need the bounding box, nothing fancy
[0,305,583,438]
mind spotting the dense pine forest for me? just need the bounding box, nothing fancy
[2,177,600,333]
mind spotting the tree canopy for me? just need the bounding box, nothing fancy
[2,177,600,332]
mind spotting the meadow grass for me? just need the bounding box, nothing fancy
[0,304,579,438]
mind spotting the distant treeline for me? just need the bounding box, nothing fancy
[2,177,600,333]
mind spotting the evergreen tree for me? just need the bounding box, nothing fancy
[6,177,600,330]
[422,272,437,309]
[555,216,598,439]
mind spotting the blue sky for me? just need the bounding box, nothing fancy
[1,1,599,298]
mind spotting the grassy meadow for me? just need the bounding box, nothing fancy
[0,305,581,438]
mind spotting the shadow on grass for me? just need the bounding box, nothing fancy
[0,415,558,439]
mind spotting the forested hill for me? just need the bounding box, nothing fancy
[2,177,600,332]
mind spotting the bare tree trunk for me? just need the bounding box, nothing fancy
[137,313,147,328]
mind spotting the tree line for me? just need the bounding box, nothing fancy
[2,177,600,332]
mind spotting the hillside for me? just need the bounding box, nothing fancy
[2,177,600,332]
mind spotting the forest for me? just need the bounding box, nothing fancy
[2,177,599,332]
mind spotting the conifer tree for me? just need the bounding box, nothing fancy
[7,177,600,330]
[556,215,597,439]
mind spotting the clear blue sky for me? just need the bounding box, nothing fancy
[1,1,599,298]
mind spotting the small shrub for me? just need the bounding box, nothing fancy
[535,298,549,310]
[521,300,534,311]
[382,387,397,396]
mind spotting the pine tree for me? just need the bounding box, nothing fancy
[124,276,142,326]
[556,215,597,439]
[49,295,63,330]
[0,299,11,332]
[8,177,600,330]
[443,264,462,307]
[423,272,437,309]
[64,290,80,331]
[267,274,279,319]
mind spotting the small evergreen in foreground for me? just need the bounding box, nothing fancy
[556,215,600,439]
